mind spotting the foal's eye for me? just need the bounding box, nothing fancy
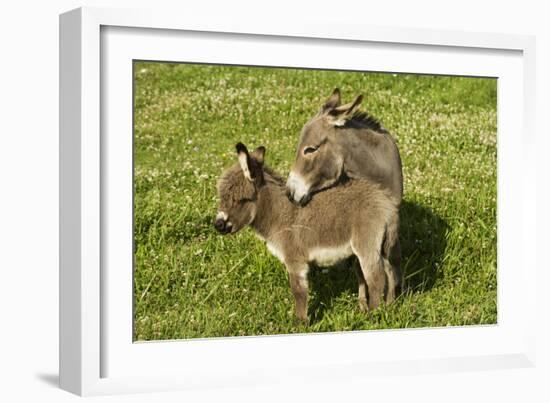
[303,146,318,155]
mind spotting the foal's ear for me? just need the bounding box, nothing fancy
[250,146,266,165]
[236,142,253,182]
[321,88,342,112]
[236,142,264,182]
[326,94,363,127]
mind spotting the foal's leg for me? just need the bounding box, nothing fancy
[355,249,386,311]
[286,263,310,323]
[352,258,368,312]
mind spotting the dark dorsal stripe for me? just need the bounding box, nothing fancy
[348,111,388,133]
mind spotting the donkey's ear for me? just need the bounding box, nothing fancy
[321,88,342,112]
[251,146,266,165]
[236,142,253,182]
[326,94,363,127]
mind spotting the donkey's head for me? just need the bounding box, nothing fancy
[286,88,363,206]
[214,143,266,235]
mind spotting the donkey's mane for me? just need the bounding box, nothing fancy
[349,111,388,133]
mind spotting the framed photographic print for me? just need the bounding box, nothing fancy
[60,6,537,396]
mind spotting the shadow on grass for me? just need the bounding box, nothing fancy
[307,200,450,323]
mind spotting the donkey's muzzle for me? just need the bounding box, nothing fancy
[287,188,311,206]
[286,188,294,202]
[297,193,312,206]
[286,172,311,206]
[214,218,232,234]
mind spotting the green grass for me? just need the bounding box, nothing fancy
[133,62,497,340]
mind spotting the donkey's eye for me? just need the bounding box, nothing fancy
[303,146,318,155]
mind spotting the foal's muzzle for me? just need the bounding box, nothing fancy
[214,218,232,234]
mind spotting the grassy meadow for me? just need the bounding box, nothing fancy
[133,61,497,340]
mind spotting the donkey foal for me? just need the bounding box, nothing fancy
[215,143,400,322]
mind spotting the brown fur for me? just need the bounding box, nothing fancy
[286,88,404,294]
[287,88,403,203]
[215,143,400,323]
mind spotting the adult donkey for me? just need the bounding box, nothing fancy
[286,88,404,291]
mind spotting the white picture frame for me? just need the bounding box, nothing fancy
[59,6,537,396]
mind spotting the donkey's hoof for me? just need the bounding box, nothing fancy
[385,292,396,305]
[358,299,369,313]
[368,300,381,311]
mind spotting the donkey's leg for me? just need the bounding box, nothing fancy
[286,263,310,323]
[383,256,397,304]
[384,213,403,301]
[352,258,368,312]
[356,251,386,311]
[390,238,403,296]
